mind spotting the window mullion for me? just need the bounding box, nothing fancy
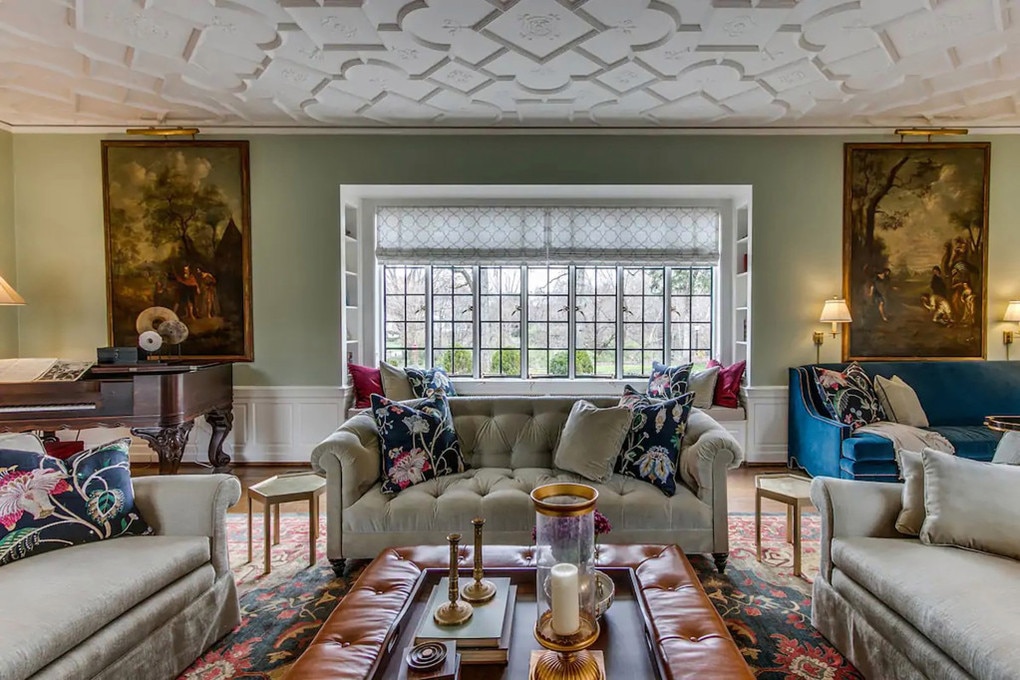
[520,265,528,379]
[567,265,576,378]
[472,266,481,378]
[403,267,410,365]
[663,267,671,363]
[616,267,624,379]
[425,267,433,365]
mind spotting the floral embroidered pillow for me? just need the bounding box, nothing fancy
[616,388,695,497]
[646,361,693,400]
[404,366,458,398]
[813,362,886,430]
[371,394,467,494]
[620,384,650,409]
[0,438,150,566]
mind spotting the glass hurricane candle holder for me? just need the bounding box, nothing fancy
[530,483,602,680]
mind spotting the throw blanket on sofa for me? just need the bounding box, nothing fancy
[855,422,955,456]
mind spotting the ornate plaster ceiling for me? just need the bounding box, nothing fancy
[0,0,1018,128]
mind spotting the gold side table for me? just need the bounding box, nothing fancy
[755,473,813,578]
[248,473,326,574]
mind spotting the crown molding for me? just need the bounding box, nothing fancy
[2,123,1020,136]
[1,123,1019,136]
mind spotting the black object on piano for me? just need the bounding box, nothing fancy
[97,347,141,364]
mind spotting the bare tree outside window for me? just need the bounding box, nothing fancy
[382,264,713,378]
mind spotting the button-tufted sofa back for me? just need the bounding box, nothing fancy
[447,396,619,470]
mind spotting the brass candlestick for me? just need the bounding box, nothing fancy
[462,517,497,603]
[433,533,473,626]
[532,611,602,680]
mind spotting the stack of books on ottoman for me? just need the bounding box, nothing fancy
[413,577,516,666]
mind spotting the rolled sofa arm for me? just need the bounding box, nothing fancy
[788,367,851,478]
[680,410,742,501]
[132,474,241,578]
[810,477,903,580]
[310,413,381,511]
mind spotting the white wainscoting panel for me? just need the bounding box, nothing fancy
[229,387,347,463]
[744,386,789,465]
[718,421,747,460]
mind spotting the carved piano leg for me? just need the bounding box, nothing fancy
[205,407,234,469]
[132,422,195,475]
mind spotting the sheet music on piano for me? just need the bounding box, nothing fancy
[0,358,95,383]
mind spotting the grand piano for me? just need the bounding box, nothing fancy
[0,362,233,474]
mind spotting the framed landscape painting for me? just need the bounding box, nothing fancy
[843,142,990,360]
[102,140,253,361]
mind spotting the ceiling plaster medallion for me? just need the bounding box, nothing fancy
[519,13,562,41]
[321,17,359,40]
[722,15,756,39]
[106,12,169,41]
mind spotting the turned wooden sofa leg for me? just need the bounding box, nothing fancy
[713,552,728,573]
[329,558,346,577]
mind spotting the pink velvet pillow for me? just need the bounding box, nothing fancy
[707,360,745,409]
[348,363,383,409]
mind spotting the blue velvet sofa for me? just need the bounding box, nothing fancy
[788,361,1020,481]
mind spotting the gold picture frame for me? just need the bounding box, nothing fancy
[842,142,990,361]
[101,140,253,361]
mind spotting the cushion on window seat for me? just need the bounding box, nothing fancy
[699,405,745,422]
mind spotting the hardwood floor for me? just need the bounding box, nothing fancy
[132,462,797,515]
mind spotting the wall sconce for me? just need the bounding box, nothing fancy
[814,297,852,363]
[1004,301,1020,360]
[0,274,25,306]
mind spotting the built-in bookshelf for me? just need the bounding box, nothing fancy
[732,203,751,381]
[340,201,362,384]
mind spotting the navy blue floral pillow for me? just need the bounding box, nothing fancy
[404,366,458,398]
[371,393,467,494]
[0,438,150,566]
[616,387,695,497]
[813,362,885,430]
[647,361,693,400]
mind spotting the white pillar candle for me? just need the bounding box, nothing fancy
[549,562,580,636]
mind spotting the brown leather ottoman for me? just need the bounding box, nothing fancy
[286,544,752,680]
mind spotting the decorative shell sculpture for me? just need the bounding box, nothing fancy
[136,306,189,347]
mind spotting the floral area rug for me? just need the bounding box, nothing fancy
[179,513,862,679]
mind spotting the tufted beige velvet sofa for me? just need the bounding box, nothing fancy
[311,396,744,575]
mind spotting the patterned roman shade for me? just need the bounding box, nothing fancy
[375,206,721,265]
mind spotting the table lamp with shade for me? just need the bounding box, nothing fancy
[814,297,852,363]
[1003,301,1020,360]
[0,274,25,306]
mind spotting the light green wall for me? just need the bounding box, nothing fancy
[10,133,1020,386]
[0,129,16,358]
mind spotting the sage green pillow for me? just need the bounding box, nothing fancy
[688,366,721,410]
[895,449,925,536]
[920,448,1020,561]
[379,361,414,401]
[993,431,1020,465]
[874,375,929,427]
[553,400,632,483]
